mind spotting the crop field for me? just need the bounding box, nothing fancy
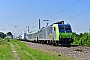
[0,39,74,60]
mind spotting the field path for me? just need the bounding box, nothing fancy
[15,43,37,60]
[10,43,20,60]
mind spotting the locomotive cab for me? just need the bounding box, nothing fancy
[58,24,73,44]
[53,21,73,46]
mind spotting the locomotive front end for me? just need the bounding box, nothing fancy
[58,24,73,45]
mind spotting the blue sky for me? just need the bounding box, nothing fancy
[0,0,90,35]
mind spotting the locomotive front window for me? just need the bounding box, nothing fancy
[59,25,72,32]
[65,26,71,30]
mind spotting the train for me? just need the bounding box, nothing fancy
[21,21,73,46]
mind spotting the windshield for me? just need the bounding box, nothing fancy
[59,25,72,32]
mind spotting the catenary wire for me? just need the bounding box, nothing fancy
[41,0,61,17]
[65,10,90,20]
[46,0,82,19]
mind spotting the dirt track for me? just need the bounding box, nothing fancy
[10,43,20,60]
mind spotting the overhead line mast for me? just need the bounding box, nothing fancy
[39,19,40,29]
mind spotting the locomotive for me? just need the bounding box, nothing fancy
[26,21,73,46]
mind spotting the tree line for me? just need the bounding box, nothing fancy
[0,32,12,39]
[72,32,90,46]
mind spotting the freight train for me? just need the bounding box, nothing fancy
[21,21,73,46]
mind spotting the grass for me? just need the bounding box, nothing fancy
[11,42,34,60]
[10,39,75,60]
[0,41,15,60]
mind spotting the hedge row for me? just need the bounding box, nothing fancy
[72,32,90,46]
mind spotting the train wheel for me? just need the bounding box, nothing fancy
[44,40,47,44]
[26,40,29,42]
[53,41,56,46]
[49,40,52,45]
[56,41,59,46]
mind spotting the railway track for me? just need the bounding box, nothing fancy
[18,39,74,47]
[18,39,90,60]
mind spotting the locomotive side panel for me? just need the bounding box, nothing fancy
[38,26,53,40]
[46,26,53,39]
[38,29,44,39]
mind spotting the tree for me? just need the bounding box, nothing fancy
[7,32,12,35]
[0,32,6,38]
[79,33,83,37]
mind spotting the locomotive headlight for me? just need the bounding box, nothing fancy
[60,36,62,38]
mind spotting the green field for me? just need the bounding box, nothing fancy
[0,41,15,60]
[0,39,74,60]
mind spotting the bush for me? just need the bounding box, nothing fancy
[0,37,3,44]
[72,32,90,46]
[4,37,9,42]
[0,37,6,44]
[0,37,3,42]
